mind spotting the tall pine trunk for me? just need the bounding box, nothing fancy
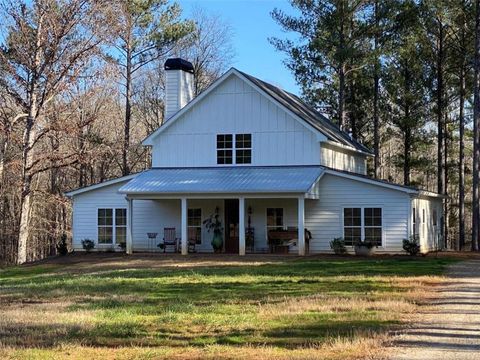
[373,0,380,178]
[472,0,480,252]
[459,64,466,250]
[122,45,132,176]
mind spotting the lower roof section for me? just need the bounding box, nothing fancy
[118,166,324,195]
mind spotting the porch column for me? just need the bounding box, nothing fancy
[298,196,305,256]
[239,197,246,256]
[181,197,188,255]
[126,197,133,255]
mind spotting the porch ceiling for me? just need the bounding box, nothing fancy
[118,166,324,195]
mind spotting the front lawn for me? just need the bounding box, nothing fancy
[0,254,455,359]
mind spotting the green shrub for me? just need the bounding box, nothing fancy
[81,239,95,253]
[330,237,347,254]
[355,240,375,249]
[403,235,420,256]
[56,234,69,255]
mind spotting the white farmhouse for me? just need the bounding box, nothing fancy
[66,58,444,255]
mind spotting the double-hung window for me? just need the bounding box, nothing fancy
[235,134,251,164]
[188,208,202,245]
[217,134,233,164]
[216,133,251,164]
[343,207,382,246]
[98,208,127,245]
[267,208,284,231]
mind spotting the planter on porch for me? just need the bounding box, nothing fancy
[354,241,375,256]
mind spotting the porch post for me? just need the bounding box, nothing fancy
[126,197,133,255]
[298,196,305,256]
[181,197,188,255]
[239,197,246,256]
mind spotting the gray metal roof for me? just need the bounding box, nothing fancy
[238,70,373,155]
[118,166,324,194]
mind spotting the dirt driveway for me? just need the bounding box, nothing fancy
[389,259,480,360]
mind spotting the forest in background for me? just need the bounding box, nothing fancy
[1,0,480,264]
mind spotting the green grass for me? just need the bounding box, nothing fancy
[0,255,456,359]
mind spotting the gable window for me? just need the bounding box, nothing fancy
[343,207,382,246]
[267,208,283,231]
[217,134,233,164]
[235,134,252,164]
[98,208,127,245]
[188,208,202,245]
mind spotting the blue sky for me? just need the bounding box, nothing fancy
[179,0,300,95]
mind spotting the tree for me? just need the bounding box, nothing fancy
[0,0,103,264]
[270,0,372,130]
[473,0,480,252]
[383,1,428,185]
[179,7,235,96]
[107,0,194,176]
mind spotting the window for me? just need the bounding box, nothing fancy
[235,134,252,164]
[433,209,437,226]
[364,208,382,246]
[98,209,113,244]
[216,133,252,164]
[343,208,361,246]
[98,208,127,245]
[422,209,425,224]
[217,134,233,164]
[267,208,283,231]
[188,208,202,245]
[115,209,127,244]
[343,207,382,246]
[413,207,416,237]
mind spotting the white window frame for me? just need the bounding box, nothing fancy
[266,207,284,233]
[216,133,252,166]
[188,208,202,245]
[341,206,384,247]
[97,207,127,246]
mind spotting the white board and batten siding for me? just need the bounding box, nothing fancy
[152,74,323,167]
[320,143,367,175]
[305,174,411,253]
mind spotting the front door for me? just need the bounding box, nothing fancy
[224,199,239,253]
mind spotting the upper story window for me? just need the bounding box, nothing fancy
[217,134,233,164]
[217,133,251,165]
[235,134,251,164]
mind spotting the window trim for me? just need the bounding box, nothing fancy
[188,208,202,245]
[341,206,384,247]
[266,207,284,232]
[96,207,128,246]
[216,133,252,166]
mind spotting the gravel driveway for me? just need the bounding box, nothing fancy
[389,259,480,360]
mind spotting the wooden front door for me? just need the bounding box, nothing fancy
[224,199,239,253]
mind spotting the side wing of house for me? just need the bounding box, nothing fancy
[305,173,411,253]
[411,197,443,252]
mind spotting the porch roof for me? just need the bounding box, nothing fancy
[118,166,324,195]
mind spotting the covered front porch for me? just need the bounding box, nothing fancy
[118,166,324,256]
[123,195,309,256]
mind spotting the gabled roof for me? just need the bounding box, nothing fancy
[143,68,373,155]
[118,166,324,195]
[65,173,138,197]
[237,71,373,155]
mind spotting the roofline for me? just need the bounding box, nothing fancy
[321,140,373,157]
[65,174,138,197]
[142,68,238,145]
[323,169,417,194]
[142,67,337,146]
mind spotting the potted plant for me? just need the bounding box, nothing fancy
[354,240,375,256]
[203,206,223,253]
[330,237,347,255]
